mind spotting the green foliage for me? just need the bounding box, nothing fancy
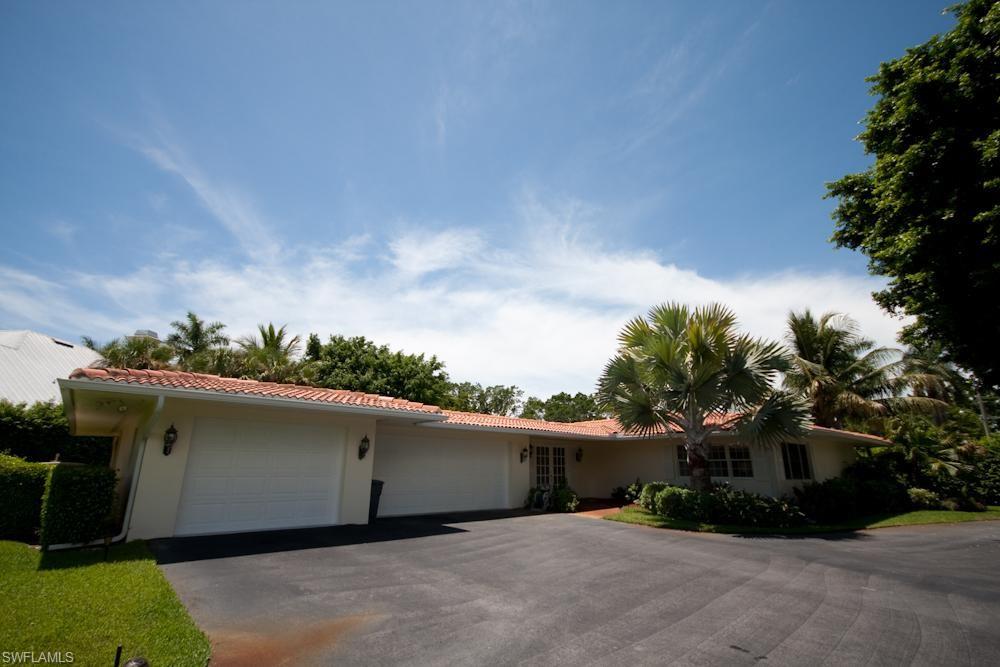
[784,311,947,428]
[637,481,669,511]
[39,464,116,547]
[236,323,306,383]
[908,487,944,510]
[827,0,1000,388]
[85,335,174,370]
[167,311,229,364]
[650,484,807,528]
[598,303,811,490]
[519,392,604,422]
[0,400,111,465]
[444,382,523,416]
[0,455,50,542]
[307,334,452,405]
[611,478,644,504]
[550,484,580,513]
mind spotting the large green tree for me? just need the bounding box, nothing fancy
[784,311,947,429]
[82,335,174,370]
[305,334,452,406]
[827,0,1000,388]
[236,323,303,383]
[597,303,811,491]
[444,382,523,416]
[519,392,604,422]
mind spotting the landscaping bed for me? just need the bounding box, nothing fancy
[605,504,1000,535]
[0,540,209,666]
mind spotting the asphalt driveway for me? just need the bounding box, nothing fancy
[149,512,1000,666]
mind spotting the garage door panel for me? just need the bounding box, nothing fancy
[174,417,345,536]
[374,432,508,516]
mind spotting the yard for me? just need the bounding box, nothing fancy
[0,540,209,666]
[605,504,1000,535]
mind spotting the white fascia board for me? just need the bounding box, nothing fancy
[416,421,620,441]
[55,378,449,422]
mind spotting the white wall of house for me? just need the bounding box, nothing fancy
[374,424,530,515]
[128,398,376,539]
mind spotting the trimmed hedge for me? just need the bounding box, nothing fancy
[638,481,669,511]
[641,481,807,528]
[0,454,51,542]
[39,463,116,547]
[0,400,112,465]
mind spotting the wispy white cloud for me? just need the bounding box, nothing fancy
[46,221,78,243]
[0,189,904,398]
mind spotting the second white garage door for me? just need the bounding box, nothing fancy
[373,430,509,516]
[174,417,345,536]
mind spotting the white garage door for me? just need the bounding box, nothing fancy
[175,417,345,536]
[373,431,509,516]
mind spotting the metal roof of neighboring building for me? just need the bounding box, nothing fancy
[0,330,103,405]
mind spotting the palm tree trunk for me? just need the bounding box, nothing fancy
[686,441,711,492]
[974,386,992,437]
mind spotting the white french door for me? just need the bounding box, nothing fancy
[534,445,566,488]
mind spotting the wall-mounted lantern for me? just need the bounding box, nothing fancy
[358,434,371,460]
[163,424,178,456]
[575,447,583,463]
[520,447,529,463]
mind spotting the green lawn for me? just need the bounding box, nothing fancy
[604,505,1000,535]
[0,540,209,666]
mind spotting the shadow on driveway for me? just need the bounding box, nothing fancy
[148,509,530,564]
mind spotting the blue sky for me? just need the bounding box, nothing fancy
[0,1,955,396]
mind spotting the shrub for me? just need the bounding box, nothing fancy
[637,482,669,511]
[611,486,627,503]
[907,487,944,510]
[842,452,911,513]
[625,478,644,503]
[550,484,580,513]
[0,400,112,465]
[794,478,861,523]
[0,454,51,542]
[39,463,116,547]
[648,483,807,528]
[653,486,694,517]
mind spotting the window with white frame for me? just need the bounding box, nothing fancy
[676,445,690,476]
[535,445,550,487]
[728,445,754,478]
[552,447,566,486]
[676,444,754,478]
[781,442,812,480]
[708,445,729,477]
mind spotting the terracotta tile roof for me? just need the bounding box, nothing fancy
[67,367,889,444]
[68,367,443,415]
[440,411,618,437]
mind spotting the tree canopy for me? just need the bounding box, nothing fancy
[519,392,604,422]
[305,334,452,406]
[826,0,1000,388]
[444,382,523,416]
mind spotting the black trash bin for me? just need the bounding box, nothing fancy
[369,479,385,524]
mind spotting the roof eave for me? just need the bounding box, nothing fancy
[56,377,449,422]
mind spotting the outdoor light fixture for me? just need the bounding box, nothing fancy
[163,424,178,456]
[575,447,583,463]
[359,434,371,460]
[520,447,529,463]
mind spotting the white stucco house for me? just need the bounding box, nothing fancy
[58,367,887,541]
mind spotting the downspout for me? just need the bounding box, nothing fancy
[48,394,164,551]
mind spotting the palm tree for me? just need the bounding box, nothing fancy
[236,323,303,382]
[89,336,175,370]
[784,311,946,429]
[597,303,811,492]
[166,312,229,364]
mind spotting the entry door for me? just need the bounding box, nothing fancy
[534,445,566,487]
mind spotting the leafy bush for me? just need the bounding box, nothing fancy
[907,487,944,510]
[625,478,644,503]
[0,454,51,542]
[842,451,911,513]
[611,486,627,503]
[550,485,580,513]
[794,478,861,523]
[638,482,669,511]
[649,483,807,528]
[653,486,693,517]
[0,401,111,465]
[39,463,116,547]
